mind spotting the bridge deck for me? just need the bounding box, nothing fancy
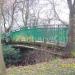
[11,41,67,57]
[12,44,63,56]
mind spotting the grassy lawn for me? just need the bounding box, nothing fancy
[7,58,75,75]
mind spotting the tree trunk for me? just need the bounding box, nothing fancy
[69,12,75,51]
[66,5,75,57]
[0,0,6,75]
[66,0,75,57]
[0,21,6,75]
[0,39,6,75]
[25,0,29,27]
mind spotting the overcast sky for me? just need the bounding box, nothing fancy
[39,0,69,23]
[3,0,70,30]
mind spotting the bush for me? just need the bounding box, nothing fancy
[3,45,22,66]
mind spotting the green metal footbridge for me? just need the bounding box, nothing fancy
[8,24,68,47]
[3,24,69,57]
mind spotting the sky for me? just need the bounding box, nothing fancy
[39,0,69,24]
[3,0,70,30]
[5,0,69,22]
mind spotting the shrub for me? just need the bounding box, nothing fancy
[3,45,22,66]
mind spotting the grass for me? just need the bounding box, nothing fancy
[7,58,75,75]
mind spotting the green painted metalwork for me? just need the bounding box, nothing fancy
[9,26,68,45]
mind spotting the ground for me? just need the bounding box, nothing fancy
[6,58,75,75]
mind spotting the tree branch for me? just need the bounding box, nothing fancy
[67,0,72,10]
[52,0,68,25]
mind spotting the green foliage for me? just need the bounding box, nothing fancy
[1,33,11,43]
[3,45,22,66]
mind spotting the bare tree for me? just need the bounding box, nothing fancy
[1,6,6,32]
[7,0,17,32]
[47,0,68,25]
[0,0,6,75]
[49,0,75,54]
[1,0,18,32]
[66,0,75,53]
[21,0,29,27]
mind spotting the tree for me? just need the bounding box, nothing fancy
[1,0,19,32]
[0,0,6,75]
[21,0,29,27]
[66,0,75,53]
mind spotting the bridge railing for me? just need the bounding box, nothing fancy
[8,24,68,46]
